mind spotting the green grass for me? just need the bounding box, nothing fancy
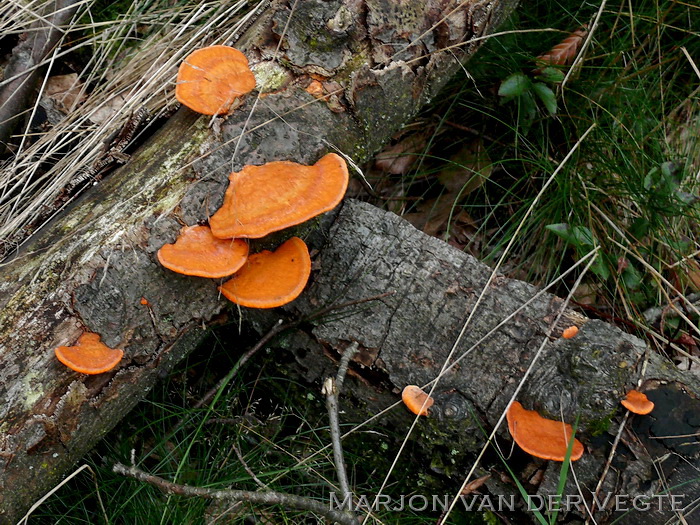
[391,0,699,330]
[32,327,470,524]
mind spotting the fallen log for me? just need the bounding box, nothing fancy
[0,0,518,521]
[261,199,700,524]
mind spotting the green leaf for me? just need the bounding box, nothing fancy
[571,225,595,247]
[535,67,565,84]
[622,262,643,290]
[629,218,651,238]
[545,224,595,248]
[643,166,659,191]
[499,73,530,99]
[590,253,611,280]
[520,90,537,123]
[532,82,557,115]
[545,223,573,242]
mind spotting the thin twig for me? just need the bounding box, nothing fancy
[586,411,630,522]
[323,341,360,502]
[113,462,358,525]
[192,292,394,413]
[233,443,268,490]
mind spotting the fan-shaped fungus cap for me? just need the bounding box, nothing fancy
[175,45,256,115]
[209,153,349,239]
[55,332,124,375]
[219,237,311,308]
[157,225,248,278]
[506,401,584,461]
[562,326,579,339]
[621,389,654,415]
[402,385,434,416]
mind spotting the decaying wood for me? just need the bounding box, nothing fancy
[259,200,700,524]
[0,0,518,521]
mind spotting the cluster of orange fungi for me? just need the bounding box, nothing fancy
[158,151,348,307]
[401,386,655,464]
[506,390,655,462]
[54,45,348,375]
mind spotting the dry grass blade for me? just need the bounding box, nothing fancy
[533,25,588,73]
[0,0,262,262]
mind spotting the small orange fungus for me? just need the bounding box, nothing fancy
[140,297,149,306]
[157,225,248,278]
[402,385,434,416]
[621,390,654,415]
[175,45,255,115]
[506,401,584,462]
[219,237,311,308]
[305,79,325,99]
[209,153,349,239]
[55,332,124,375]
[562,326,579,339]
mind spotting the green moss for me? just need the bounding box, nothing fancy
[251,62,292,93]
[587,412,614,436]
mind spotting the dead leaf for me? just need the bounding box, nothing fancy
[534,25,588,73]
[437,138,492,196]
[572,282,600,305]
[460,474,491,495]
[375,133,426,175]
[683,259,700,292]
[404,138,488,243]
[45,73,86,112]
[89,93,128,124]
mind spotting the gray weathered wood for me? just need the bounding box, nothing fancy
[0,0,518,521]
[259,200,700,524]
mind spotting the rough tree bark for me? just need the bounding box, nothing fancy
[0,0,519,521]
[265,200,700,524]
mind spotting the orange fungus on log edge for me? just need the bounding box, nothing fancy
[506,401,584,461]
[209,153,349,239]
[157,225,249,278]
[55,332,124,375]
[402,385,434,416]
[621,390,654,415]
[175,45,255,116]
[219,237,311,308]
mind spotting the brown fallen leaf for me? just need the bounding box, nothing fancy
[404,138,488,244]
[437,137,492,196]
[89,93,128,124]
[460,474,491,495]
[683,259,700,292]
[374,133,427,175]
[45,73,86,112]
[533,25,588,74]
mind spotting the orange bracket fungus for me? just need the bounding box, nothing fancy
[621,389,654,415]
[175,45,256,115]
[55,332,124,375]
[157,224,248,278]
[219,236,311,308]
[402,385,434,416]
[562,325,579,339]
[506,401,584,461]
[209,153,349,239]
